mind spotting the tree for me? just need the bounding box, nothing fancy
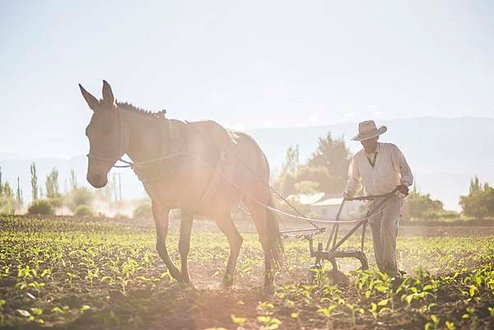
[275,145,300,196]
[0,168,18,214]
[69,169,78,191]
[45,168,60,198]
[459,177,494,219]
[296,165,345,195]
[0,165,3,197]
[30,162,39,201]
[0,180,15,214]
[307,133,351,179]
[16,177,23,210]
[468,176,484,194]
[275,134,353,196]
[294,180,319,194]
[302,133,351,194]
[407,186,445,219]
[3,182,12,198]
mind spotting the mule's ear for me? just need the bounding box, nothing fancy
[79,84,99,111]
[102,80,115,105]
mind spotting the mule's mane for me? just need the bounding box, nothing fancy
[117,102,166,119]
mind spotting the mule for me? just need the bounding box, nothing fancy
[79,80,283,289]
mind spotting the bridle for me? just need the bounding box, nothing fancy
[86,106,133,169]
[86,107,185,170]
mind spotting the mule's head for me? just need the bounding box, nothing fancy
[79,81,126,188]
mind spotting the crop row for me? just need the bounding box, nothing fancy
[0,215,493,329]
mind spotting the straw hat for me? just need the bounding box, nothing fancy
[351,120,387,141]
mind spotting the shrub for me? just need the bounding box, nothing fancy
[74,205,95,217]
[133,203,152,219]
[459,177,494,219]
[114,213,129,220]
[408,188,444,219]
[0,196,15,215]
[435,210,460,219]
[65,188,94,212]
[47,196,64,208]
[28,199,54,215]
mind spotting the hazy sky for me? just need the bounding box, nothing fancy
[1,0,493,158]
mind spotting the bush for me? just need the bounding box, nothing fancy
[65,188,94,212]
[47,196,64,208]
[0,196,15,215]
[435,210,460,219]
[114,213,129,220]
[133,203,152,219]
[28,199,54,215]
[408,188,444,219]
[74,205,95,217]
[459,177,494,219]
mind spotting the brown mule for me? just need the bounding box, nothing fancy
[79,80,283,289]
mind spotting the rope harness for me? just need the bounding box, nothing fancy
[95,148,401,232]
[87,109,402,234]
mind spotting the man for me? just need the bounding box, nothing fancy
[343,120,413,276]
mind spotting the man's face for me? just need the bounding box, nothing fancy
[360,136,378,153]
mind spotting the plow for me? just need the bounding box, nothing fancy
[274,187,400,281]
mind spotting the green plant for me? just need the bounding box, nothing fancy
[408,187,445,219]
[47,196,63,208]
[74,205,95,217]
[132,203,152,219]
[27,199,54,215]
[65,188,93,212]
[459,177,494,218]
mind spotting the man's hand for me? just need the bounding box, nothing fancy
[396,184,409,196]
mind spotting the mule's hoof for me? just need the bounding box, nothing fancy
[179,281,195,290]
[263,285,274,297]
[177,276,194,289]
[222,274,234,287]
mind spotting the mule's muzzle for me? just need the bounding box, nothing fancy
[87,173,108,188]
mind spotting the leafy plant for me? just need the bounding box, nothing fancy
[74,205,95,217]
[27,199,54,215]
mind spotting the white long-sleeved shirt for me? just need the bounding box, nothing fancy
[344,142,413,197]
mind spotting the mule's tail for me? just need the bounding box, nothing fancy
[266,193,284,269]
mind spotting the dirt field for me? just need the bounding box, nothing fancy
[1,215,493,329]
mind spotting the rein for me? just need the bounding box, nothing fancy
[114,152,188,170]
[87,107,401,230]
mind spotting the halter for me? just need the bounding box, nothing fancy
[86,107,184,170]
[86,106,132,169]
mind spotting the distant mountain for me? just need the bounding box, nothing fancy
[1,117,492,211]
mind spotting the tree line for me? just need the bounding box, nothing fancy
[0,163,124,216]
[1,133,493,219]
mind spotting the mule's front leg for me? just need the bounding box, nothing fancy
[152,202,181,282]
[179,210,193,283]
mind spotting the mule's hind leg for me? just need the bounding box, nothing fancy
[244,199,275,289]
[215,213,243,286]
[179,210,193,284]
